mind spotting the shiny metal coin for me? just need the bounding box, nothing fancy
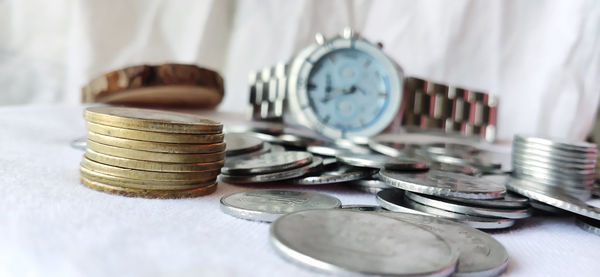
[290,165,377,185]
[337,153,428,171]
[512,159,596,177]
[443,192,530,209]
[346,179,390,194]
[321,157,339,168]
[225,133,264,156]
[340,205,384,212]
[220,156,323,184]
[510,175,592,201]
[529,199,567,214]
[512,141,597,161]
[511,151,596,169]
[226,142,272,159]
[70,136,86,151]
[511,167,594,186]
[220,189,341,222]
[375,189,515,229]
[507,178,600,221]
[429,160,482,176]
[275,133,325,148]
[222,151,312,175]
[404,192,531,219]
[307,144,370,157]
[514,135,597,153]
[269,143,286,152]
[423,142,480,156]
[379,170,506,200]
[270,209,458,276]
[575,216,600,236]
[377,212,509,277]
[367,140,417,157]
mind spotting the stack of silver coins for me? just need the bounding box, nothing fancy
[511,135,598,201]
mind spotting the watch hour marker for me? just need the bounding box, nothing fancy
[378,92,387,97]
[307,83,317,90]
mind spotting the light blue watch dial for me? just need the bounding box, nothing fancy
[306,48,391,133]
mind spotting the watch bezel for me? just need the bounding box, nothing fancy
[286,35,403,139]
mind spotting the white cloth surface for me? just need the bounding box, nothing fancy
[2,0,600,141]
[1,104,600,277]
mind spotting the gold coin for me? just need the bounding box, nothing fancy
[86,131,226,154]
[80,165,217,190]
[85,121,224,144]
[84,148,224,172]
[81,176,217,199]
[84,107,223,134]
[86,140,225,163]
[81,157,220,181]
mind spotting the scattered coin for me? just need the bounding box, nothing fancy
[337,153,428,171]
[225,133,264,156]
[307,144,369,157]
[575,216,600,236]
[220,189,341,222]
[340,205,384,212]
[346,179,389,194]
[379,170,506,200]
[222,151,313,175]
[270,209,458,276]
[220,156,323,184]
[290,165,377,185]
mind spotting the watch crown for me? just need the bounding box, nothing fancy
[315,33,326,45]
[342,27,355,39]
[376,42,384,49]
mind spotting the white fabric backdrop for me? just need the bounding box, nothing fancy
[1,0,600,141]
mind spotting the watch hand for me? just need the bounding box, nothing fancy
[356,86,367,95]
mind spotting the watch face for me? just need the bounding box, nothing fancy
[288,37,402,139]
[306,48,390,132]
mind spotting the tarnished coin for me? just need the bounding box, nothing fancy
[575,216,600,236]
[290,165,377,185]
[84,107,223,134]
[379,170,506,200]
[225,133,264,156]
[222,151,312,175]
[337,153,428,171]
[220,189,341,222]
[85,121,225,144]
[404,192,531,219]
[80,165,216,190]
[81,176,217,198]
[347,179,390,194]
[85,148,224,172]
[86,140,225,163]
[270,209,458,276]
[377,212,509,277]
[507,178,600,221]
[86,131,226,154]
[70,137,86,151]
[375,189,515,230]
[81,157,220,181]
[220,156,323,184]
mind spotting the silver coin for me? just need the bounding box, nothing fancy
[276,133,325,148]
[376,212,509,277]
[340,205,385,212]
[227,142,273,159]
[222,151,312,175]
[224,121,285,136]
[575,216,600,236]
[367,140,417,157]
[512,159,596,178]
[507,178,600,221]
[221,156,323,184]
[512,169,594,188]
[529,199,567,214]
[514,134,597,153]
[379,170,506,200]
[404,192,532,219]
[511,151,596,170]
[307,144,369,157]
[429,159,482,176]
[290,165,377,185]
[337,153,428,171]
[376,189,515,229]
[443,192,530,209]
[270,209,458,276]
[70,136,86,151]
[269,143,286,152]
[422,142,480,156]
[220,189,341,222]
[510,175,592,201]
[512,141,597,161]
[225,133,264,157]
[346,179,390,194]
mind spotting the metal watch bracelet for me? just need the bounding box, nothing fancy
[248,66,497,141]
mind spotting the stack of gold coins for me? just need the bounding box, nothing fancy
[80,106,225,198]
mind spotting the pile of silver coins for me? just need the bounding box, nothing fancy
[511,134,597,201]
[219,126,600,276]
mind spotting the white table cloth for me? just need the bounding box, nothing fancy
[1,104,599,277]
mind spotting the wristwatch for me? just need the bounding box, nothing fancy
[249,28,497,141]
